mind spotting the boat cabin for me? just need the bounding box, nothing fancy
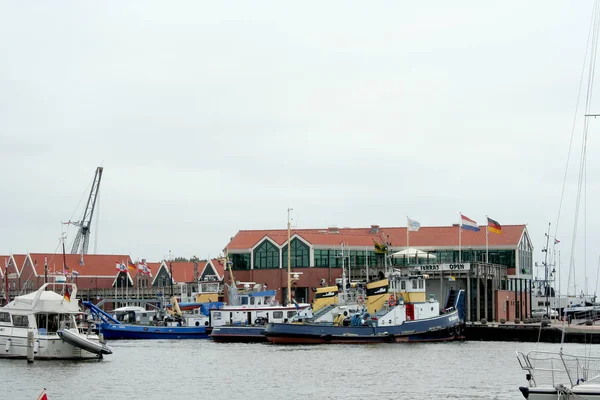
[113,306,157,325]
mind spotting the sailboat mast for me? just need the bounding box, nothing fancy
[287,207,293,305]
[543,223,551,318]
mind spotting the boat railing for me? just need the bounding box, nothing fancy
[517,350,600,388]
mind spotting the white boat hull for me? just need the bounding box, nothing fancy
[520,384,600,399]
[0,330,103,360]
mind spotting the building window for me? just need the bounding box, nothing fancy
[314,250,330,267]
[283,238,310,268]
[230,253,251,270]
[254,240,280,269]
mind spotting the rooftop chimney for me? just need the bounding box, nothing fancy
[370,224,380,234]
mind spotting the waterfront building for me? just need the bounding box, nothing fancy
[225,223,534,322]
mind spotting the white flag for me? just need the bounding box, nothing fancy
[407,217,421,231]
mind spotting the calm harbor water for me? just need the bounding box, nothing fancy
[2,340,598,400]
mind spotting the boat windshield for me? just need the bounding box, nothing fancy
[36,313,76,334]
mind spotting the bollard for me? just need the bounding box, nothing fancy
[26,329,34,363]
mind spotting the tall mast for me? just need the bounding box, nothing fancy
[287,207,293,305]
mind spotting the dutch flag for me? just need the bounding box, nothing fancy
[460,214,480,232]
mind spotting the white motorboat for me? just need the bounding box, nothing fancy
[0,282,112,360]
[517,350,600,399]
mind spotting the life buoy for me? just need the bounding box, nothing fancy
[388,295,397,307]
[357,296,365,305]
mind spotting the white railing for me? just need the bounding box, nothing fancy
[517,350,600,388]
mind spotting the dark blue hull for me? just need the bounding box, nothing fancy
[98,323,209,340]
[210,326,268,343]
[264,310,463,344]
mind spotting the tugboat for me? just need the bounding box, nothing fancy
[263,270,466,344]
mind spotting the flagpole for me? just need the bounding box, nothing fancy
[459,213,462,263]
[406,216,409,249]
[36,388,47,400]
[486,215,489,263]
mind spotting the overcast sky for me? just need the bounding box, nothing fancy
[1,1,598,296]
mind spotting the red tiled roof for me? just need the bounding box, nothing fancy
[0,255,8,276]
[226,225,527,251]
[210,258,225,278]
[25,253,133,277]
[165,261,199,283]
[12,255,26,275]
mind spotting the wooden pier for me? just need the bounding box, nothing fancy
[465,320,600,343]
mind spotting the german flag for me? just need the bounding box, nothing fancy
[487,217,502,234]
[63,287,71,302]
[127,260,136,270]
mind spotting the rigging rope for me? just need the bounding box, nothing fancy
[562,0,600,353]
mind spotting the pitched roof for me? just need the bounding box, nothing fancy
[26,253,133,277]
[200,259,225,280]
[226,225,527,251]
[164,261,199,283]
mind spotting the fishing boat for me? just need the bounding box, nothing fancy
[84,299,224,339]
[208,282,311,343]
[263,270,466,344]
[0,282,112,359]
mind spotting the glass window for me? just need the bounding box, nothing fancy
[412,280,417,289]
[314,249,329,267]
[36,313,47,330]
[13,315,29,328]
[283,238,310,268]
[254,240,280,269]
[401,281,406,290]
[0,312,10,323]
[230,253,251,270]
[418,280,424,289]
[287,311,296,318]
[273,311,283,319]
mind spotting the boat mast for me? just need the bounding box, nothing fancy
[287,207,293,305]
[542,223,551,318]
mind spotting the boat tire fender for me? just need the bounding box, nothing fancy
[196,321,200,327]
[321,334,333,342]
[447,326,453,336]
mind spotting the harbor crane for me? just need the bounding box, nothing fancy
[69,167,103,260]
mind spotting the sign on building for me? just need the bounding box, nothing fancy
[415,263,471,272]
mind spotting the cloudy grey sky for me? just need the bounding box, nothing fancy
[0,1,598,295]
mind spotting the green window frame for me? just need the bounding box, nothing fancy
[254,240,280,269]
[283,238,310,268]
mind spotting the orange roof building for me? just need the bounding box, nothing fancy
[224,222,534,323]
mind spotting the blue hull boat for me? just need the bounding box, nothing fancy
[209,326,267,343]
[264,283,466,345]
[263,308,463,344]
[83,301,219,340]
[97,322,209,340]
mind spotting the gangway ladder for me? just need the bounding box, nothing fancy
[445,289,458,309]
